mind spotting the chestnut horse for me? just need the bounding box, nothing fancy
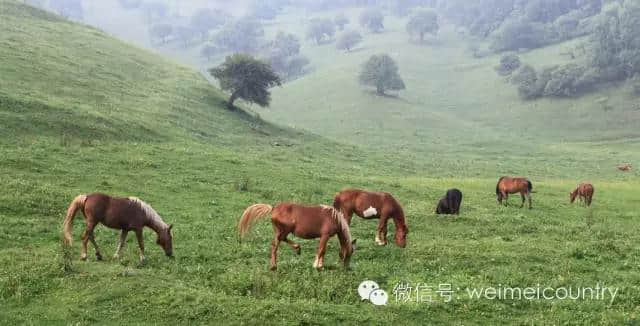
[496,176,533,209]
[570,183,594,207]
[63,193,173,263]
[238,203,356,270]
[333,189,408,247]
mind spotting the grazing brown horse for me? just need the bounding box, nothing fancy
[570,183,594,207]
[63,193,173,263]
[238,203,356,271]
[496,176,533,209]
[617,164,632,172]
[333,189,408,247]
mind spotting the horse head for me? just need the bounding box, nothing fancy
[156,224,173,257]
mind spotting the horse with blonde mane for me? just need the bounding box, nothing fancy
[570,183,594,207]
[496,176,533,209]
[238,203,356,270]
[333,189,409,247]
[62,193,173,263]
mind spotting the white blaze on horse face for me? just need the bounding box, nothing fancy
[358,280,380,300]
[363,206,378,217]
[369,289,389,305]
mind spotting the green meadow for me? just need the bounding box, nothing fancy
[0,1,639,324]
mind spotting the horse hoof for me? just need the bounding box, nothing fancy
[80,255,87,261]
[295,247,301,255]
[270,265,277,271]
[96,254,103,261]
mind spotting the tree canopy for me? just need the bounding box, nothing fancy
[336,30,363,52]
[306,18,336,44]
[359,54,405,95]
[406,9,439,42]
[209,54,282,108]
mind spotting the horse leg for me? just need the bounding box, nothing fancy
[135,229,145,264]
[80,222,96,261]
[313,235,330,270]
[375,216,389,246]
[88,231,102,261]
[270,231,282,271]
[520,192,525,208]
[527,192,532,209]
[113,230,128,259]
[502,192,509,206]
[343,207,354,225]
[284,237,301,255]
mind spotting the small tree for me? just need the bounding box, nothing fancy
[336,30,363,52]
[359,54,405,95]
[406,9,439,42]
[209,54,282,108]
[359,8,384,33]
[334,13,349,30]
[306,18,336,44]
[214,18,264,53]
[272,31,301,57]
[496,54,521,76]
[149,24,173,45]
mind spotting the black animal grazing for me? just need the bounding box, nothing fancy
[435,189,463,215]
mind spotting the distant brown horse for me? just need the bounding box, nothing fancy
[570,183,594,207]
[617,164,632,172]
[496,176,533,209]
[333,189,408,247]
[63,193,173,263]
[238,203,356,270]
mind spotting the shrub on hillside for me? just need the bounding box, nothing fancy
[496,54,521,76]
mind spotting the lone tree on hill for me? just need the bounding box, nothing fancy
[336,30,363,52]
[209,54,282,109]
[406,9,439,42]
[359,54,405,95]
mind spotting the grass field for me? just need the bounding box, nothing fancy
[1,1,639,324]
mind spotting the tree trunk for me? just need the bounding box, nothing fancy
[228,91,239,110]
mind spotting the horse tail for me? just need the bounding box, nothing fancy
[62,194,87,246]
[527,180,535,193]
[496,176,505,195]
[238,204,273,237]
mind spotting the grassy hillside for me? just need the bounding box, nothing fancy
[262,9,640,179]
[1,1,640,324]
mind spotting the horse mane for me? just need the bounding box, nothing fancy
[128,197,168,230]
[320,205,351,243]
